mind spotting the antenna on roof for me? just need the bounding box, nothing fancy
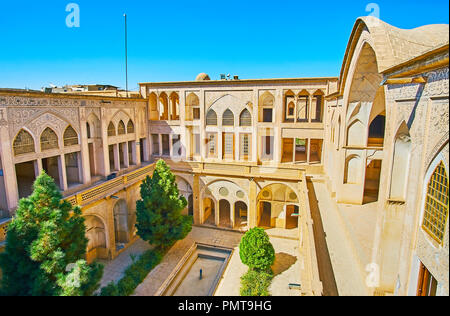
[124,13,129,98]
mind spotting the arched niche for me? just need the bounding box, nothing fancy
[389,122,412,201]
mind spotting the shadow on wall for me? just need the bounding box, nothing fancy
[272,252,297,277]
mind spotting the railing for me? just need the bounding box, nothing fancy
[167,160,305,181]
[65,164,156,207]
[65,158,306,210]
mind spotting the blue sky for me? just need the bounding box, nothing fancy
[0,0,448,91]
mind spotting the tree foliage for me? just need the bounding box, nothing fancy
[240,269,272,296]
[135,160,192,249]
[239,228,275,272]
[0,172,103,296]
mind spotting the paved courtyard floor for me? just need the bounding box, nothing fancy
[99,225,303,296]
[133,226,243,296]
[215,236,302,297]
[97,239,153,290]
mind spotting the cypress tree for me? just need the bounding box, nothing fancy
[135,160,192,250]
[0,171,103,296]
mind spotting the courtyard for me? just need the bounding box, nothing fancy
[95,226,304,296]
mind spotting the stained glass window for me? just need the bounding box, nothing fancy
[422,162,449,244]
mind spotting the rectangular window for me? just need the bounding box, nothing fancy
[194,134,200,156]
[152,134,160,155]
[263,109,273,123]
[240,134,250,160]
[312,95,323,122]
[297,96,309,122]
[223,133,234,159]
[172,134,181,157]
[193,108,200,120]
[262,136,273,160]
[162,134,170,156]
[207,133,216,158]
[417,263,438,296]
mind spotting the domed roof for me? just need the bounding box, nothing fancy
[195,73,211,81]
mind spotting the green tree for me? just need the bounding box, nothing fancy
[240,269,272,296]
[239,228,275,272]
[135,160,192,250]
[0,172,103,296]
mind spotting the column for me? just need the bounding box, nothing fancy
[293,138,296,163]
[79,108,91,184]
[200,90,206,160]
[169,134,173,158]
[307,138,311,164]
[100,108,110,176]
[122,142,130,168]
[248,179,258,228]
[274,89,282,163]
[252,89,258,163]
[0,113,19,210]
[158,134,163,157]
[135,139,141,165]
[231,202,235,229]
[59,154,68,191]
[215,200,220,226]
[113,143,120,171]
[235,131,240,161]
[36,159,43,176]
[193,174,200,225]
[218,132,223,161]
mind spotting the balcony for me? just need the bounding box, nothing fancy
[166,160,305,181]
[65,163,156,208]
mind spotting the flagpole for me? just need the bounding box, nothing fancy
[124,13,128,98]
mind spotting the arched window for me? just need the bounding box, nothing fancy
[63,125,79,147]
[222,109,234,126]
[422,162,448,244]
[86,122,91,139]
[118,120,126,135]
[108,122,116,137]
[127,120,135,134]
[240,109,252,127]
[13,129,35,156]
[288,102,295,117]
[206,109,217,126]
[40,127,59,151]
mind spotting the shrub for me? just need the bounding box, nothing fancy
[135,160,192,250]
[239,228,275,272]
[0,171,103,296]
[99,249,164,296]
[240,270,273,296]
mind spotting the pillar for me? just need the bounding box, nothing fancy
[113,143,120,171]
[79,108,92,184]
[231,202,235,229]
[248,179,258,228]
[100,108,110,176]
[193,174,200,225]
[59,154,68,191]
[0,111,19,211]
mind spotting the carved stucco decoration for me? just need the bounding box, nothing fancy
[386,68,449,101]
[425,99,449,169]
[110,109,132,127]
[205,91,253,109]
[8,109,79,140]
